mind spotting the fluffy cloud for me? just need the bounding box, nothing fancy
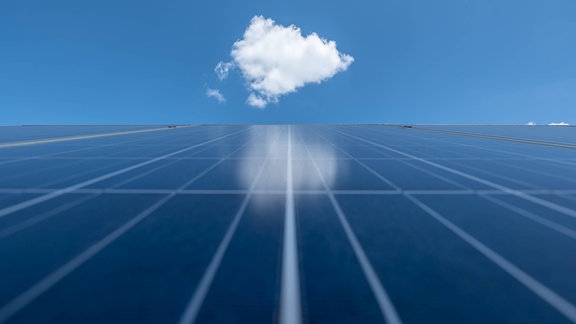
[548,122,570,126]
[215,61,234,81]
[247,93,268,108]
[221,16,353,108]
[206,88,226,103]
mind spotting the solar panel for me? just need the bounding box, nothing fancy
[0,125,575,323]
[0,125,172,144]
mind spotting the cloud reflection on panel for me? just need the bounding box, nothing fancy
[237,126,337,210]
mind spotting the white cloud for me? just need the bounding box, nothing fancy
[206,88,226,103]
[526,121,536,125]
[215,61,234,81]
[246,93,268,108]
[548,122,570,126]
[229,16,354,108]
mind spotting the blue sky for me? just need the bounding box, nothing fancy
[1,0,574,125]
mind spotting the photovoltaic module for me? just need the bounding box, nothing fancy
[0,124,575,323]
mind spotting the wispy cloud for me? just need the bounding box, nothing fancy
[548,122,570,126]
[215,61,234,81]
[217,16,353,108]
[206,88,226,103]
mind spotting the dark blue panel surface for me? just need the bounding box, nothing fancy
[296,194,383,323]
[416,194,576,303]
[0,194,40,209]
[9,194,244,324]
[336,194,569,323]
[0,194,163,306]
[196,194,285,323]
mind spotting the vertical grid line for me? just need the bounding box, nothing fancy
[280,125,302,324]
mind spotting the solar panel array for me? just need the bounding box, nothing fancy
[0,125,575,323]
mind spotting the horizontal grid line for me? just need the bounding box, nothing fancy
[2,188,576,195]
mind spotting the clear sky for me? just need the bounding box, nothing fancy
[1,0,575,125]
